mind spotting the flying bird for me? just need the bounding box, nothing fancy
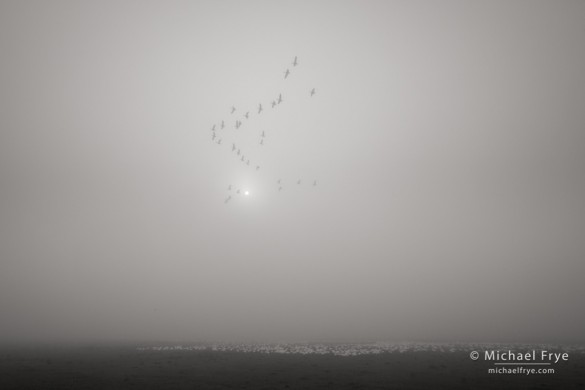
[237,149,241,155]
[211,124,216,131]
[261,131,265,138]
[246,160,250,166]
[310,88,316,97]
[284,69,290,79]
[258,103,263,114]
[278,186,283,191]
[241,156,244,162]
[244,112,249,119]
[271,100,276,108]
[231,106,236,114]
[224,196,231,204]
[293,56,298,67]
[211,133,216,140]
[217,138,222,145]
[259,139,264,146]
[232,143,236,151]
[277,94,282,104]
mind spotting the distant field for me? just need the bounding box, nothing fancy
[0,344,583,389]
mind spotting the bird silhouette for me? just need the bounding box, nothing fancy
[224,196,231,203]
[271,100,276,108]
[237,149,241,155]
[261,131,265,138]
[284,69,290,79]
[211,133,216,140]
[232,143,236,151]
[244,112,249,119]
[258,103,263,114]
[211,124,216,131]
[310,88,316,97]
[259,139,264,146]
[241,156,244,162]
[231,106,236,114]
[246,160,250,166]
[277,94,282,104]
[278,186,283,191]
[217,138,222,145]
[293,56,298,67]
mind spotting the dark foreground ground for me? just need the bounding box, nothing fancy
[0,346,583,389]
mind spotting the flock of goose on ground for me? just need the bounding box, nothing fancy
[137,342,585,356]
[208,56,318,204]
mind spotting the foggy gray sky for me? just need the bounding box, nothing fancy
[1,0,584,343]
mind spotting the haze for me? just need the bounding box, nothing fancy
[1,0,584,344]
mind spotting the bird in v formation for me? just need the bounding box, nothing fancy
[210,56,319,203]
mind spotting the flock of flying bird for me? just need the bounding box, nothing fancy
[208,56,318,204]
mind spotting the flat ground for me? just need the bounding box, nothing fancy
[0,346,583,389]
